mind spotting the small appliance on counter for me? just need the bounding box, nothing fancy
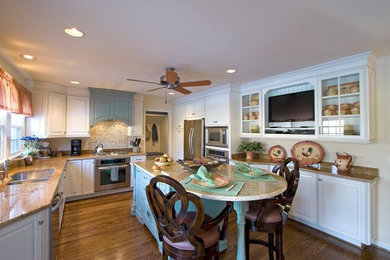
[71,139,82,156]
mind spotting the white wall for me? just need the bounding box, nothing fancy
[245,55,390,249]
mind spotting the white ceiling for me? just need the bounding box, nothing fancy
[1,0,390,98]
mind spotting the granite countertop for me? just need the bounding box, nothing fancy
[231,156,378,183]
[0,152,146,229]
[132,160,287,202]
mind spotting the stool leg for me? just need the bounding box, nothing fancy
[245,224,250,260]
[268,233,274,260]
[275,226,283,260]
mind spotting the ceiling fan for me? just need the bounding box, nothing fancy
[127,67,211,95]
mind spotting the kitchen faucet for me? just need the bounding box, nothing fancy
[0,159,9,182]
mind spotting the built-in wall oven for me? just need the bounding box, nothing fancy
[206,147,229,163]
[94,157,130,192]
[206,127,228,148]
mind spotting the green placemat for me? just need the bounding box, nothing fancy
[233,170,277,182]
[180,176,245,196]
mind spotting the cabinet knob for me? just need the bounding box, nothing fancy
[318,178,322,181]
[38,220,44,225]
[213,121,217,123]
[192,113,195,115]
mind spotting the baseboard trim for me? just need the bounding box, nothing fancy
[66,187,132,202]
[372,240,390,252]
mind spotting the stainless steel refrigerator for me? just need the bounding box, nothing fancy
[184,119,205,160]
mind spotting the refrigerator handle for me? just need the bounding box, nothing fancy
[191,128,195,156]
[188,128,193,157]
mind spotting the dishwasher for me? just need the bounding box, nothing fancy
[50,171,66,260]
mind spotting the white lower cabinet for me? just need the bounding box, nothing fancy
[290,170,318,224]
[0,209,50,260]
[318,174,365,242]
[65,159,95,198]
[289,171,375,246]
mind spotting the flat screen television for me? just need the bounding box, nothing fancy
[268,90,314,124]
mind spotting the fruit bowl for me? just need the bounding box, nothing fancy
[154,161,171,167]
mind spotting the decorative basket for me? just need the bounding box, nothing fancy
[176,159,222,173]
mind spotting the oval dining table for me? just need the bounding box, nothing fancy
[183,164,287,260]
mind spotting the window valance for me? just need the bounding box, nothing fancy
[0,67,32,116]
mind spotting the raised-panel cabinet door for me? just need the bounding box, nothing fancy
[67,96,90,137]
[26,91,47,138]
[174,128,184,160]
[48,92,66,136]
[318,174,364,241]
[0,209,49,260]
[129,99,143,136]
[174,103,186,129]
[290,170,318,224]
[65,160,83,197]
[214,93,229,126]
[204,96,215,126]
[82,160,95,194]
[193,98,204,117]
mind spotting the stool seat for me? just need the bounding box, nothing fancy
[246,203,283,224]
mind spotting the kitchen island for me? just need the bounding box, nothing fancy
[131,159,287,260]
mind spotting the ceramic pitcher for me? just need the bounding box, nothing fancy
[335,152,352,173]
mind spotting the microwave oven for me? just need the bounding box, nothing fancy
[206,127,228,148]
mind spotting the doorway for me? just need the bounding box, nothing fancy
[144,111,169,156]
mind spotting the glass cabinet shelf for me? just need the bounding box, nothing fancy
[319,71,362,137]
[241,92,261,135]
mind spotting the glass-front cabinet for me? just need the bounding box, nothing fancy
[241,92,261,136]
[319,70,363,139]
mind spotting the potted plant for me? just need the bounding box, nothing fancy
[237,141,263,160]
[21,136,40,158]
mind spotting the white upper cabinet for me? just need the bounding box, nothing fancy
[174,103,186,129]
[240,92,261,137]
[128,95,144,136]
[239,51,377,142]
[318,68,374,141]
[48,92,67,137]
[26,91,47,138]
[185,98,204,118]
[205,93,229,126]
[66,96,90,137]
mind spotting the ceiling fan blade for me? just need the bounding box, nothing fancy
[166,69,177,84]
[173,87,192,95]
[179,80,211,87]
[127,78,162,85]
[146,87,167,92]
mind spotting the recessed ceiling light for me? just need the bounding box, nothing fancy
[21,54,35,60]
[226,69,236,74]
[168,92,175,95]
[64,27,84,37]
[70,81,80,85]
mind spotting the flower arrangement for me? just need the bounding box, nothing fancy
[21,136,40,156]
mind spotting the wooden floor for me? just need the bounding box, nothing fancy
[56,192,390,260]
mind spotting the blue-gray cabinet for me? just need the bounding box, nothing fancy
[89,88,135,126]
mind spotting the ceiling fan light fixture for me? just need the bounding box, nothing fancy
[226,69,236,74]
[64,27,84,37]
[21,54,35,60]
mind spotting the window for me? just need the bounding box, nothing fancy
[10,126,22,154]
[0,110,6,159]
[0,126,3,159]
[10,113,25,155]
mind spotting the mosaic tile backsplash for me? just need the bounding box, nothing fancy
[47,120,130,151]
[88,120,129,149]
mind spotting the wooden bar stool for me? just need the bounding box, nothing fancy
[245,158,300,260]
[146,175,232,260]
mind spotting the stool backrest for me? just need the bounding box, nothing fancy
[272,158,300,222]
[146,175,206,253]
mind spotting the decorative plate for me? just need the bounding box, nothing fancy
[192,175,229,189]
[291,141,325,165]
[268,145,287,163]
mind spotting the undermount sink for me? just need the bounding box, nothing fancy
[7,169,54,185]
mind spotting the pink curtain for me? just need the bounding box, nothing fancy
[0,67,32,116]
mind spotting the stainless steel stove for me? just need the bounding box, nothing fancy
[94,156,130,192]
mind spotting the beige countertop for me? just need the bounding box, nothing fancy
[133,160,287,202]
[231,156,378,183]
[0,152,146,229]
